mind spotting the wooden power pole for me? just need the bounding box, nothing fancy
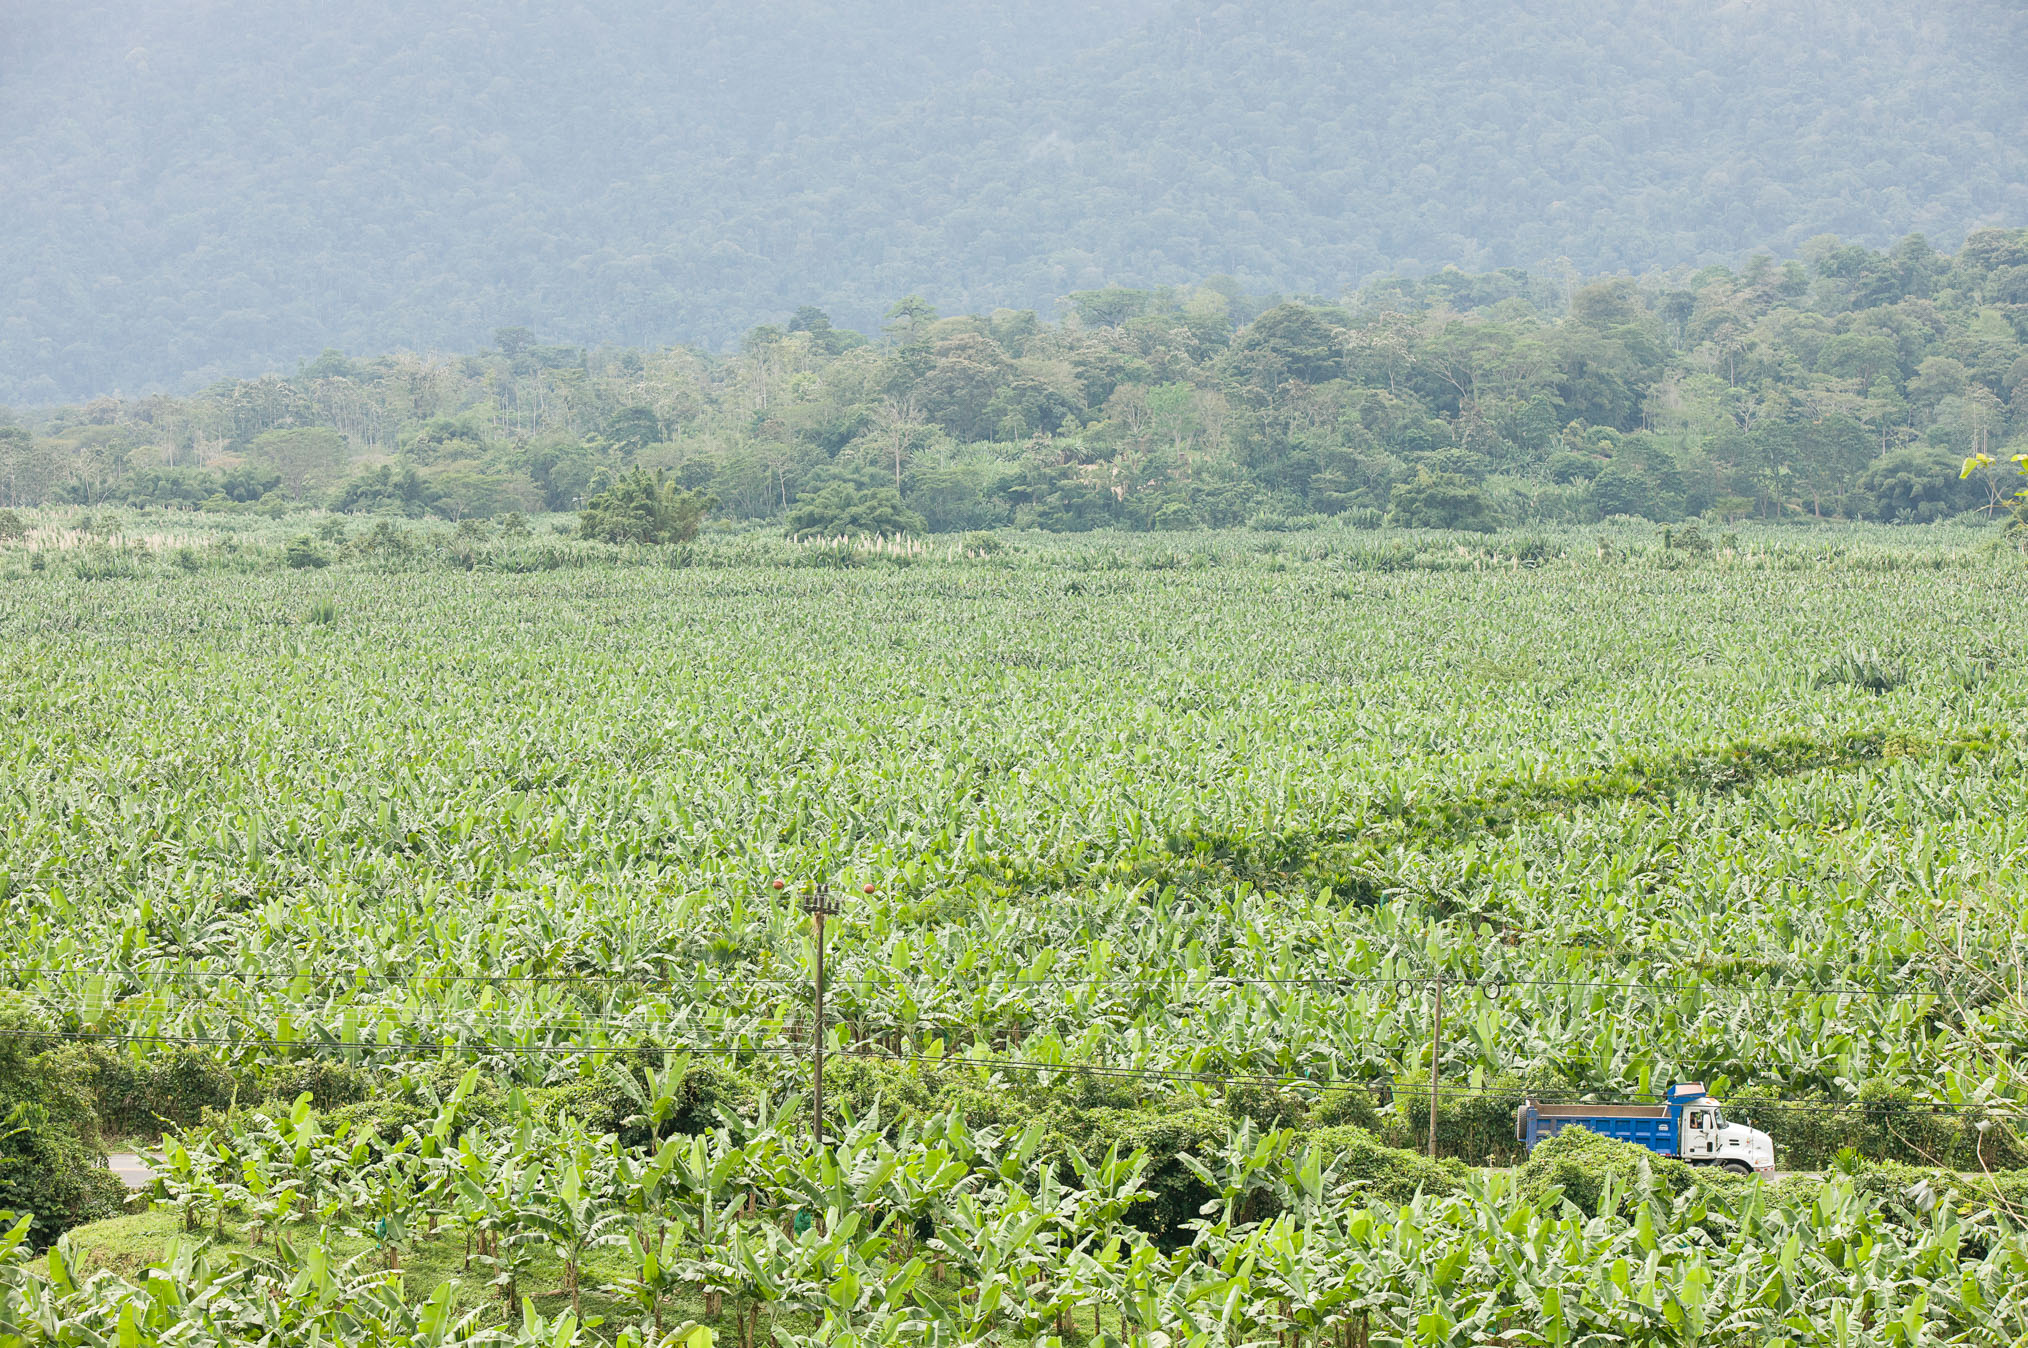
[801,883,840,1150]
[1428,976,1444,1161]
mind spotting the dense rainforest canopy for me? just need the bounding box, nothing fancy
[4,0,2026,402]
[6,233,2026,533]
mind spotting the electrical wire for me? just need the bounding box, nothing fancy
[0,961,1967,1004]
[8,1022,2017,1122]
[3,1025,798,1059]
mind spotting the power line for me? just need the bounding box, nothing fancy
[1,961,1966,1004]
[4,1026,800,1059]
[13,964,1979,1060]
[821,1043,2028,1121]
[0,964,673,988]
[7,1023,2017,1122]
[858,970,1954,1002]
[15,997,801,1044]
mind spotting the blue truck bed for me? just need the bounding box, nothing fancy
[1516,1101,1676,1152]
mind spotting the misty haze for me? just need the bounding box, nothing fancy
[1,4,2026,1344]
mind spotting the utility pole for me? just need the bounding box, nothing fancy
[1428,976,1444,1162]
[801,883,840,1151]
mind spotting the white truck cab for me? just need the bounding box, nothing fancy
[1685,1095,1776,1176]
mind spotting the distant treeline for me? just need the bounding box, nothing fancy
[4,230,2026,534]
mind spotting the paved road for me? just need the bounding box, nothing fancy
[107,1153,153,1190]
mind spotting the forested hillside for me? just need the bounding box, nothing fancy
[4,0,2026,402]
[6,232,2026,533]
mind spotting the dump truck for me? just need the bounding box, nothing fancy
[1515,1082,1775,1175]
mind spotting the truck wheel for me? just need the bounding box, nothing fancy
[1719,1160,1755,1176]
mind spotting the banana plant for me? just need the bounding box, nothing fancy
[615,1324,719,1348]
[524,1132,625,1318]
[1063,1140,1153,1245]
[510,1297,585,1348]
[154,1129,232,1236]
[458,1136,547,1309]
[607,1218,691,1340]
[760,1113,902,1238]
[872,1118,978,1262]
[681,1219,799,1348]
[664,1127,749,1315]
[343,1276,495,1347]
[614,1134,681,1264]
[926,1189,1053,1344]
[334,1129,424,1268]
[236,1135,303,1251]
[274,1092,343,1225]
[1178,1118,1294,1238]
[614,1050,695,1137]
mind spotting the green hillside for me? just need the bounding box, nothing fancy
[4,0,2025,402]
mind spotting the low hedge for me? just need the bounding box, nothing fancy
[1296,1124,1470,1204]
[56,1045,374,1139]
[1379,1075,1533,1165]
[1729,1082,2028,1172]
[309,1057,758,1150]
[54,1043,238,1138]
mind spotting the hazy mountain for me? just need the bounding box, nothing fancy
[3,0,2024,402]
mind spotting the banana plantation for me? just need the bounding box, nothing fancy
[14,1079,2028,1347]
[1,517,2025,1343]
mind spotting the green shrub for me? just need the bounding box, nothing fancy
[534,1058,758,1147]
[1662,523,1713,554]
[1515,1127,1703,1217]
[1776,1160,2028,1223]
[325,1096,434,1142]
[1060,1106,1233,1244]
[354,520,417,556]
[785,483,925,539]
[1760,1151,2028,1224]
[1216,1080,1314,1130]
[1298,1124,1469,1204]
[579,469,712,544]
[0,509,23,539]
[253,1058,371,1112]
[283,535,330,569]
[1387,469,1497,531]
[0,999,129,1245]
[322,1063,505,1144]
[654,1060,757,1139]
[1763,1172,1827,1211]
[825,1056,942,1124]
[57,1043,237,1138]
[1306,1083,1385,1133]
